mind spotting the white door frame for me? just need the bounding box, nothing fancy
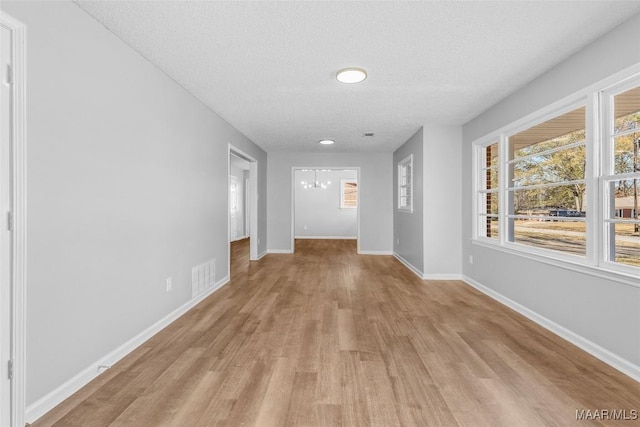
[228,145,258,267]
[290,167,361,253]
[0,12,27,427]
[229,174,241,241]
[245,177,250,238]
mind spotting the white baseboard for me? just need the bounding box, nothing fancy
[393,254,464,281]
[358,250,393,255]
[294,236,357,240]
[267,249,293,254]
[256,250,268,260]
[423,274,463,280]
[462,275,640,383]
[25,275,230,424]
[393,253,424,279]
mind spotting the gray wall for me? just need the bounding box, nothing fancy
[423,126,462,277]
[1,0,267,406]
[462,14,640,366]
[294,169,357,238]
[393,128,424,272]
[268,152,392,253]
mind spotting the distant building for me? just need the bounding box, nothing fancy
[615,196,638,219]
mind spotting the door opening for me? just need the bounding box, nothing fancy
[291,167,360,253]
[228,146,258,277]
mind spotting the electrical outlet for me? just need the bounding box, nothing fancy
[469,255,474,265]
[166,277,172,292]
[396,238,400,245]
[303,225,307,230]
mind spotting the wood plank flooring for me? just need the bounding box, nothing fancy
[33,239,640,426]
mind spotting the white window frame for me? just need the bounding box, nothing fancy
[471,65,640,287]
[600,76,640,276]
[475,139,500,242]
[398,154,413,213]
[340,179,358,209]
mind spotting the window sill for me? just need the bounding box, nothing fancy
[471,238,640,288]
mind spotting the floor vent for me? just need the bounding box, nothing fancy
[192,259,215,298]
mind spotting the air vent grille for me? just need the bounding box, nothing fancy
[192,259,215,298]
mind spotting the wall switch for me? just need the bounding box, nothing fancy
[469,255,473,265]
[166,277,172,292]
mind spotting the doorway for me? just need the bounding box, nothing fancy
[291,167,360,253]
[1,12,26,427]
[228,146,258,277]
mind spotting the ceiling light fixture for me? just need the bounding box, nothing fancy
[319,139,335,145]
[301,169,331,190]
[336,68,367,84]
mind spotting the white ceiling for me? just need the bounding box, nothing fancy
[75,1,640,153]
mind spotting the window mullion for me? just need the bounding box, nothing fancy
[499,133,509,245]
[585,92,599,266]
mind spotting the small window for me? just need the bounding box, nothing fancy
[341,180,358,209]
[398,155,413,212]
[478,142,499,240]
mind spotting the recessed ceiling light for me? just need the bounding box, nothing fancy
[319,139,335,145]
[336,68,367,84]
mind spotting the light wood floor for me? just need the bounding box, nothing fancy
[33,239,640,426]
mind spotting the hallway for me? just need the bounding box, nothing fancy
[34,240,640,426]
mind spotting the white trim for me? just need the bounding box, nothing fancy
[397,154,414,213]
[0,12,27,427]
[462,275,640,383]
[357,250,393,255]
[267,249,293,254]
[25,275,230,424]
[256,250,268,260]
[423,274,463,281]
[294,236,357,240]
[291,167,361,254]
[228,145,259,266]
[393,252,424,279]
[471,64,640,282]
[393,252,462,280]
[472,239,639,288]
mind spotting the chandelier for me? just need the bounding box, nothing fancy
[300,169,331,189]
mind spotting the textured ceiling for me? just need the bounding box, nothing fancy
[75,1,640,153]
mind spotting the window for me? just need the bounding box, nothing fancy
[341,179,358,209]
[508,106,587,256]
[477,142,499,239]
[398,155,413,212]
[473,72,640,277]
[602,82,640,269]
